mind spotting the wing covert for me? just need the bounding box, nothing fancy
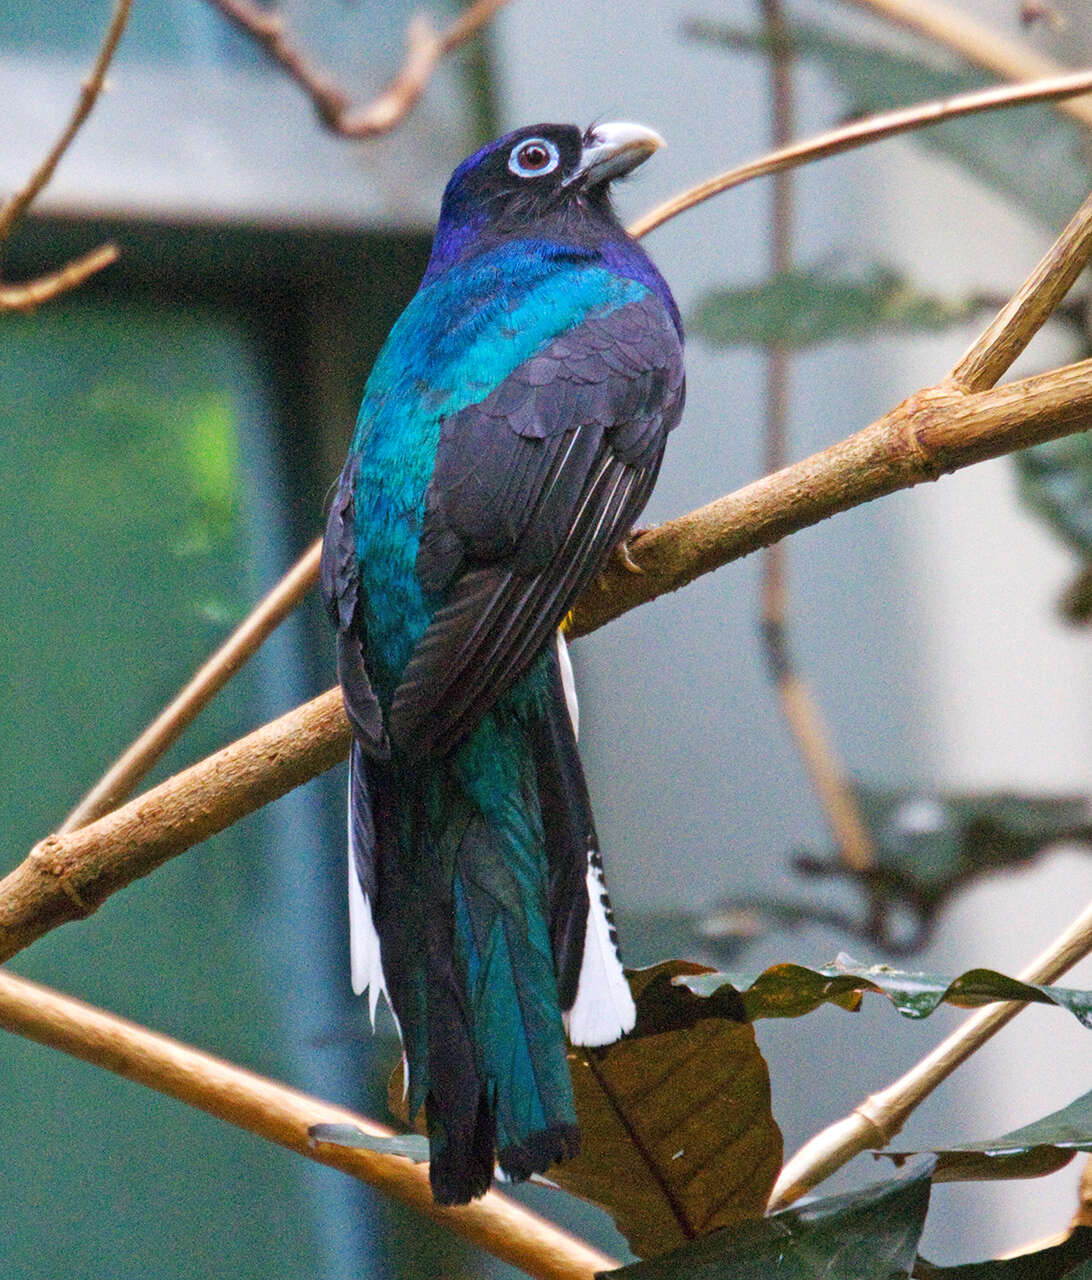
[321,462,389,758]
[391,291,684,757]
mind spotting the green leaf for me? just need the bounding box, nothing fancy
[1015,432,1092,564]
[686,18,1091,227]
[679,954,1092,1027]
[550,962,783,1260]
[915,1229,1092,1279]
[307,1123,430,1162]
[881,1089,1092,1182]
[690,267,976,350]
[785,785,1092,944]
[605,1162,933,1278]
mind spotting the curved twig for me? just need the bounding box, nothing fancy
[0,0,129,309]
[629,67,1092,240]
[205,0,509,138]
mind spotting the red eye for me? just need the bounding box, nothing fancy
[508,137,561,178]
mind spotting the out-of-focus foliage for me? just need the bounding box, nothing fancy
[686,16,1092,227]
[690,267,977,349]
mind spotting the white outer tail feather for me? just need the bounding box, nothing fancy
[347,775,389,1028]
[564,847,636,1047]
[556,630,579,739]
[348,634,629,1059]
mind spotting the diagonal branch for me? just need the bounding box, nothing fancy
[0,967,617,1280]
[0,0,129,309]
[60,540,323,832]
[841,0,1092,132]
[205,0,509,138]
[628,67,1092,240]
[3,357,1091,965]
[767,890,1092,1208]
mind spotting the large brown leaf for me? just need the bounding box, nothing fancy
[548,962,783,1259]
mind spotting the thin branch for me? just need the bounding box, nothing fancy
[61,540,323,831]
[757,0,881,887]
[950,186,1092,391]
[3,357,1091,965]
[0,968,617,1280]
[0,0,129,306]
[0,0,131,241]
[841,0,1092,132]
[0,243,119,312]
[629,67,1092,240]
[206,0,509,138]
[767,890,1092,1209]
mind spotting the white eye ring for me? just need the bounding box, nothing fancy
[508,137,560,179]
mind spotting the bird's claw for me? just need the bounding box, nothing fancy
[613,531,646,575]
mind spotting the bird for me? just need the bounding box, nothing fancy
[320,120,685,1205]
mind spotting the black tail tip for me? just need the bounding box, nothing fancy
[428,1124,581,1205]
[499,1124,581,1184]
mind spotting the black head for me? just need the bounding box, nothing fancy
[426,122,664,277]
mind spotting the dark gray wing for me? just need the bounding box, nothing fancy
[320,462,389,758]
[389,292,685,757]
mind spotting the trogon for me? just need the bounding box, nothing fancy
[320,121,685,1204]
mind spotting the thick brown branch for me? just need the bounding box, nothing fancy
[0,968,617,1279]
[2,360,1091,965]
[568,361,1092,637]
[206,0,508,138]
[0,690,350,961]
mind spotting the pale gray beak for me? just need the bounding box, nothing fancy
[566,121,665,187]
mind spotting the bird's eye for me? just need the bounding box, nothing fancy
[508,138,560,179]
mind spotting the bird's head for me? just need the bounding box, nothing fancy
[425,121,665,278]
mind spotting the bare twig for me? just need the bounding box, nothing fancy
[0,243,119,311]
[0,0,129,309]
[0,968,617,1280]
[61,540,323,832]
[205,0,509,138]
[3,356,1092,965]
[757,0,880,887]
[841,0,1092,132]
[768,891,1092,1208]
[629,68,1092,240]
[950,186,1092,391]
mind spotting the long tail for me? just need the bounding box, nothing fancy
[347,645,634,1204]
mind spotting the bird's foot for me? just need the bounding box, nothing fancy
[613,530,647,575]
